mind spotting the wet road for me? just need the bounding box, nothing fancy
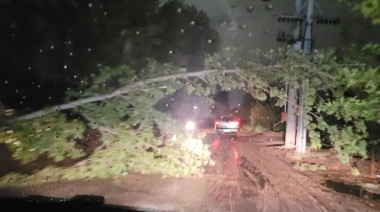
[1,130,378,212]
[202,133,257,211]
[204,135,240,179]
[201,131,378,212]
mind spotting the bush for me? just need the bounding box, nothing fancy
[243,124,267,134]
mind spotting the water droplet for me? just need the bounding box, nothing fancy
[208,39,212,44]
[248,32,253,37]
[246,5,254,12]
[39,49,43,53]
[50,45,54,49]
[180,29,184,33]
[28,66,31,70]
[74,75,77,79]
[88,48,91,52]
[190,21,195,25]
[266,4,274,11]
[239,24,247,29]
[136,31,140,35]
[69,52,73,56]
[177,8,182,13]
[89,3,92,7]
[64,65,67,69]
[4,81,7,84]
[169,50,173,54]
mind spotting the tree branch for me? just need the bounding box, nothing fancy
[14,69,238,121]
[14,65,303,121]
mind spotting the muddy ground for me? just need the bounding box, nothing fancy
[0,131,379,211]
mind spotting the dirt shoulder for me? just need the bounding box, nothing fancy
[236,131,379,212]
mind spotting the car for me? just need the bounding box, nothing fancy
[214,115,241,137]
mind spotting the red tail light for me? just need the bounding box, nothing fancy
[214,120,219,125]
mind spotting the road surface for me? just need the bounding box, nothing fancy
[0,131,378,211]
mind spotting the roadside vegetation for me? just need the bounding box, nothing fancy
[0,0,379,186]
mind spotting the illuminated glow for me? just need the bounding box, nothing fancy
[212,139,220,150]
[171,134,177,141]
[232,144,239,162]
[185,121,195,131]
[184,138,203,156]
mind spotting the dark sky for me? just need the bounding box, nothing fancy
[177,0,346,108]
[182,0,345,52]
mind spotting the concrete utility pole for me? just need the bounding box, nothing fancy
[296,0,314,154]
[277,0,339,150]
[284,0,303,149]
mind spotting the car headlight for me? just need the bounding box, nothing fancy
[185,121,195,131]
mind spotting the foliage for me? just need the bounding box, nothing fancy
[206,47,379,164]
[0,113,85,164]
[3,43,379,186]
[243,124,267,134]
[63,61,215,180]
[1,61,219,186]
[293,162,327,171]
[351,167,361,176]
[247,98,283,131]
[341,0,380,24]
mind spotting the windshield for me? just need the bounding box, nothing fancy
[1,0,380,211]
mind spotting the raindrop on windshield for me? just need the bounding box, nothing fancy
[266,4,274,11]
[246,5,254,13]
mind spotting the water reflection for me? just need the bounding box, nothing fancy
[210,137,240,180]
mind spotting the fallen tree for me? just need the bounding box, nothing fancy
[1,47,379,186]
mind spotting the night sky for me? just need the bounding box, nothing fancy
[1,0,379,111]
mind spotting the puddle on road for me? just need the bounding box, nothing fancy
[324,180,380,200]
